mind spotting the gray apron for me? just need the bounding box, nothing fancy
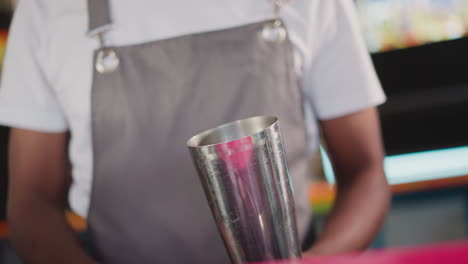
[86,0,313,263]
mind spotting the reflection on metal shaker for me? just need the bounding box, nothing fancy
[187,116,301,263]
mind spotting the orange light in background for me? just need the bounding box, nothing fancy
[0,29,8,70]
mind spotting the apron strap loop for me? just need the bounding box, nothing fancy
[87,0,120,74]
[272,0,291,19]
[87,0,114,38]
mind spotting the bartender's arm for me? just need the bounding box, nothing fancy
[301,0,390,255]
[8,129,97,264]
[304,107,390,256]
[0,1,96,262]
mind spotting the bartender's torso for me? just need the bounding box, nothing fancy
[44,0,330,218]
[1,0,385,228]
[0,0,387,262]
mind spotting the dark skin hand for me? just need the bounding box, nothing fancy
[7,129,97,264]
[304,107,391,256]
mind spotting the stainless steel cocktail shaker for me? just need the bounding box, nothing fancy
[187,116,301,263]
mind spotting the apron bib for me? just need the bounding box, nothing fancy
[86,0,313,263]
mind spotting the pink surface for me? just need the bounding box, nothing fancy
[216,137,254,170]
[255,241,468,264]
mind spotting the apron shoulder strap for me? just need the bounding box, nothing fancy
[87,0,113,37]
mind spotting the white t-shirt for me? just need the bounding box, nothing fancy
[0,0,385,218]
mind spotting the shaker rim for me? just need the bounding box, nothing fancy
[186,116,278,148]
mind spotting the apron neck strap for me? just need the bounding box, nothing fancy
[87,0,114,37]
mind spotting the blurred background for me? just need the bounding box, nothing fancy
[358,0,468,53]
[1,0,468,262]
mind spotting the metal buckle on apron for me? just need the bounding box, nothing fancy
[262,20,287,43]
[95,31,120,74]
[96,48,120,74]
[262,0,290,43]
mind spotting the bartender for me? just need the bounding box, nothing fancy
[0,0,389,263]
